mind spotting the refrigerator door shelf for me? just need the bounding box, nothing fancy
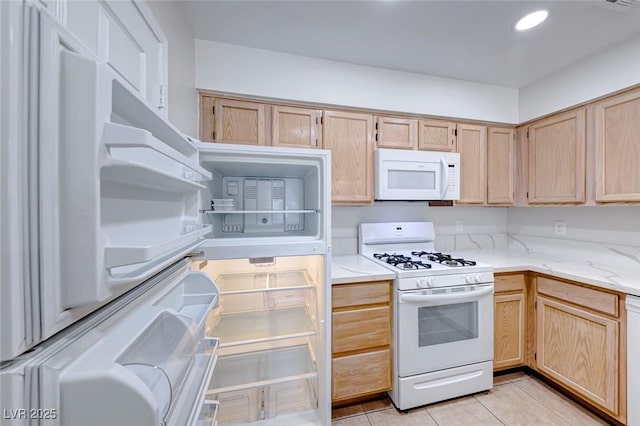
[102,121,211,182]
[37,266,220,426]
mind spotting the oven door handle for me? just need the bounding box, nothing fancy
[400,286,494,304]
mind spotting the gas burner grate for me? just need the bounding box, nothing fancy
[374,253,431,270]
[411,251,477,267]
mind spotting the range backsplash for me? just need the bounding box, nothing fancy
[331,204,640,256]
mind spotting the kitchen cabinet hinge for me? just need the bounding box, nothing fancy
[454,129,458,136]
[375,133,378,142]
[534,300,537,309]
[315,138,319,147]
[526,130,529,138]
[320,116,323,125]
[526,192,529,199]
[212,106,215,115]
[375,122,378,130]
[534,353,537,361]
[212,131,215,140]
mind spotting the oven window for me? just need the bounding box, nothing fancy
[388,170,436,190]
[418,302,478,347]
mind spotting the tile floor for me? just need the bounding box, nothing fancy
[331,371,612,425]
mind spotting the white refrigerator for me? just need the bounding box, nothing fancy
[0,3,331,425]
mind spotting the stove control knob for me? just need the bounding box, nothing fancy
[465,274,474,284]
[474,274,483,283]
[424,277,435,287]
[417,279,428,288]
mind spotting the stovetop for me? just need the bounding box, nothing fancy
[371,251,479,270]
[362,249,493,278]
[358,222,494,287]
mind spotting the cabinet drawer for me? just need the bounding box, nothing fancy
[495,273,526,293]
[537,276,618,317]
[332,306,390,354]
[332,281,391,308]
[332,349,391,401]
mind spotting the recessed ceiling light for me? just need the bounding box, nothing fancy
[515,10,549,31]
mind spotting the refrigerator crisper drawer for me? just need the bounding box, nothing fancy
[38,267,220,426]
[35,12,212,349]
[208,345,318,424]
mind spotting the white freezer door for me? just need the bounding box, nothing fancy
[24,12,212,356]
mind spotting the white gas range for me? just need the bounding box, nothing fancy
[359,222,494,410]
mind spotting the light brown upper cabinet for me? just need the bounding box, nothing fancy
[272,106,322,149]
[375,116,417,149]
[456,124,487,204]
[487,127,516,205]
[418,119,456,151]
[594,89,640,202]
[201,97,267,145]
[528,109,586,204]
[323,111,374,205]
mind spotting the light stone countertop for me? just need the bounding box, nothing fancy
[331,255,396,284]
[332,246,640,296]
[451,248,640,297]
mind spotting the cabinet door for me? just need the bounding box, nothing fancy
[594,90,640,202]
[536,295,619,414]
[494,292,525,370]
[457,124,487,204]
[214,99,267,145]
[418,119,456,151]
[528,109,586,203]
[375,116,417,149]
[272,106,322,149]
[487,127,515,205]
[332,349,391,401]
[323,111,374,204]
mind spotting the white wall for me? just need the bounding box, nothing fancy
[195,40,519,124]
[147,1,197,136]
[519,33,640,122]
[332,204,508,255]
[507,206,640,247]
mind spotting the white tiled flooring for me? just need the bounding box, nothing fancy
[332,371,612,425]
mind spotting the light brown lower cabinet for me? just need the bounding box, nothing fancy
[331,280,392,403]
[493,273,526,371]
[332,349,392,402]
[534,275,626,424]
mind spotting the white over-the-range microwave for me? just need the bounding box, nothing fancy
[375,148,461,201]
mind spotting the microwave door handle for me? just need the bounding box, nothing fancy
[440,157,449,199]
[400,286,494,304]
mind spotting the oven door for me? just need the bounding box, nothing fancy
[396,284,493,377]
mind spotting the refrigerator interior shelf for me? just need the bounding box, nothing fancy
[208,345,317,394]
[202,210,318,214]
[103,122,212,180]
[105,224,211,268]
[211,307,315,348]
[102,159,206,193]
[215,270,314,294]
